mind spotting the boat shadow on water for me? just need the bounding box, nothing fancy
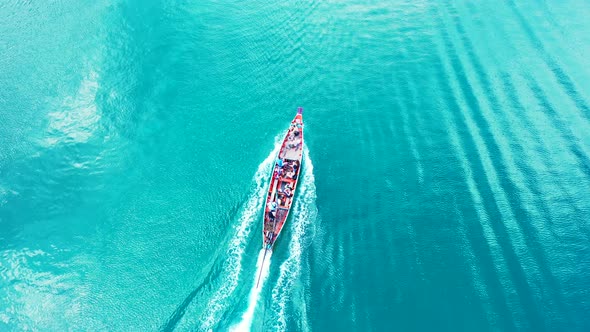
[159,270,211,332]
[158,182,305,332]
[158,199,250,332]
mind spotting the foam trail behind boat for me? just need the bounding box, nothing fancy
[200,138,282,331]
[270,148,317,331]
[229,249,273,332]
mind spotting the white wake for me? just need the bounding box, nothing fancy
[200,139,281,331]
[200,139,316,332]
[270,149,317,331]
[230,248,273,332]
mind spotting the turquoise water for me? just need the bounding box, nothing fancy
[2,0,590,330]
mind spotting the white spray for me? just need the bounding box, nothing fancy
[230,149,317,331]
[270,149,317,331]
[229,248,273,332]
[200,139,281,331]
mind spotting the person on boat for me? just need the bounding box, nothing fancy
[276,160,284,178]
[277,193,285,206]
[284,184,293,197]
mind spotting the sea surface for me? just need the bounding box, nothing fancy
[1,0,590,331]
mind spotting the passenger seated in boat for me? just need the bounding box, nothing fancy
[277,194,284,206]
[284,186,292,197]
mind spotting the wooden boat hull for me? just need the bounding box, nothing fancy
[262,108,304,250]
